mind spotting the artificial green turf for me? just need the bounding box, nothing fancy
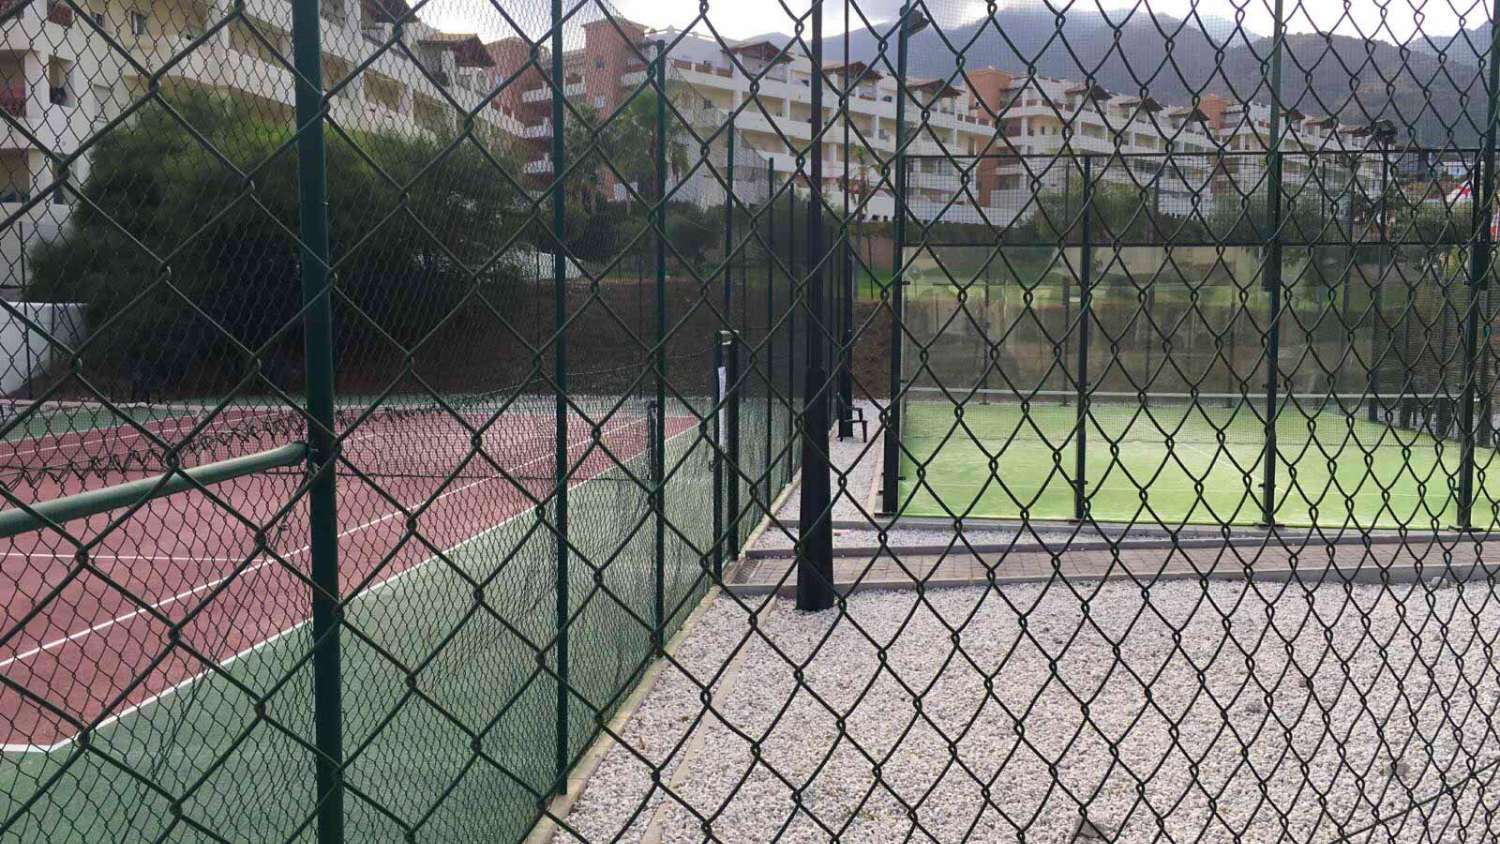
[898,399,1500,528]
[1,423,715,843]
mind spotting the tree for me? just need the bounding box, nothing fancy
[28,91,526,395]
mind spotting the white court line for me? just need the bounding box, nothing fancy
[1,416,646,672]
[5,413,672,753]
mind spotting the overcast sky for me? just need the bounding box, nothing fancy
[425,0,1491,46]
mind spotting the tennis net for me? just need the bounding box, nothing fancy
[0,392,651,487]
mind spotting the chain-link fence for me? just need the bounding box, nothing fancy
[5,0,1500,840]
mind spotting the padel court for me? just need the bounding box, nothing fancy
[898,391,1500,528]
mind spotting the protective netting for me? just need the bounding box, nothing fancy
[7,0,1500,841]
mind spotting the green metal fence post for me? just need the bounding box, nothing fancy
[713,329,724,578]
[652,40,668,642]
[837,0,854,439]
[768,161,780,491]
[1260,0,1287,528]
[1458,6,1500,530]
[787,174,797,455]
[797,0,834,611]
[1074,155,1093,521]
[767,163,777,493]
[726,330,742,558]
[1369,144,1389,424]
[880,3,913,516]
[290,0,341,838]
[548,0,570,794]
[713,116,735,577]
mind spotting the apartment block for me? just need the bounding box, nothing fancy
[494,20,1404,233]
[0,0,520,292]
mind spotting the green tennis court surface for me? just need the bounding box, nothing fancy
[898,392,1500,528]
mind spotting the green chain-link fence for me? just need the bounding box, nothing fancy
[5,0,1500,840]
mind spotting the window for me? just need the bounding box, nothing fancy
[128,9,146,36]
[594,57,605,70]
[702,98,712,110]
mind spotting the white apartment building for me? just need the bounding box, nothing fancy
[503,23,1397,233]
[0,3,1425,294]
[0,0,520,291]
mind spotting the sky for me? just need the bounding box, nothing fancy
[423,0,1492,46]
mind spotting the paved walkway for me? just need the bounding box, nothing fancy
[727,533,1500,595]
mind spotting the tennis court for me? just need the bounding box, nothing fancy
[1,398,700,840]
[898,390,1500,528]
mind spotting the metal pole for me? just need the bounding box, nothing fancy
[1369,144,1389,423]
[724,120,739,564]
[1062,168,1072,396]
[767,163,777,491]
[838,0,854,438]
[1260,0,1287,528]
[726,330,742,557]
[797,0,834,611]
[792,169,804,461]
[1460,18,1500,526]
[547,0,570,793]
[713,120,733,580]
[290,0,341,837]
[713,329,724,577]
[652,41,668,640]
[1074,155,1094,521]
[880,3,912,516]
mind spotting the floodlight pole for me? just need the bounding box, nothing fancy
[797,0,835,611]
[1259,0,1287,529]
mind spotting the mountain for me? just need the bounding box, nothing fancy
[1215,32,1485,145]
[813,8,1487,145]
[1411,22,1489,64]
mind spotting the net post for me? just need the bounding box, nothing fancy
[726,330,742,559]
[1073,155,1094,522]
[797,0,834,612]
[880,2,913,517]
[652,40,669,644]
[1459,20,1500,529]
[1259,0,1287,529]
[290,0,342,838]
[548,0,570,795]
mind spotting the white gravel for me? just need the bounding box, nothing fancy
[560,578,1500,843]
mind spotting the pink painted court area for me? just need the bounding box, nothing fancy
[0,403,688,751]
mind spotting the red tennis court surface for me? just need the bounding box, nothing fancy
[1,404,693,751]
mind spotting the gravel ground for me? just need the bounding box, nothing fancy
[560,578,1500,843]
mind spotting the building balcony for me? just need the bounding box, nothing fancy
[521,120,551,139]
[523,158,552,175]
[522,80,585,103]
